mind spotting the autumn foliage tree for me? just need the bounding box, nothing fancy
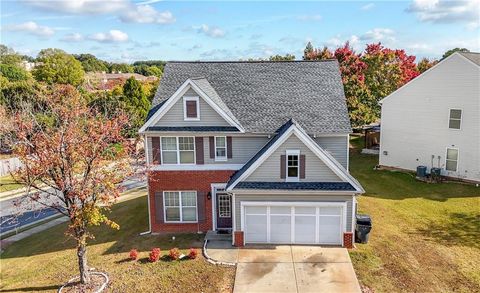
[3,85,131,284]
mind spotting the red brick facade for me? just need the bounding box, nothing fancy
[148,170,235,233]
[234,231,244,247]
[343,232,354,249]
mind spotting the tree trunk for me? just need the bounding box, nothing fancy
[77,243,91,284]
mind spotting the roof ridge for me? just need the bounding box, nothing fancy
[165,59,338,64]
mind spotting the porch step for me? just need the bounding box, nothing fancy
[205,230,232,241]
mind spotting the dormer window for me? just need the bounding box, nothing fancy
[184,96,200,120]
[286,150,300,182]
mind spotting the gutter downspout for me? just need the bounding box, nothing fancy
[140,135,152,236]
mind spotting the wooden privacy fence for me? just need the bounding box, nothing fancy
[0,157,22,176]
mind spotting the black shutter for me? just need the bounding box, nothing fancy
[151,137,161,164]
[197,191,206,222]
[195,137,204,164]
[227,136,233,159]
[300,155,306,179]
[209,137,215,158]
[154,191,164,223]
[280,155,286,179]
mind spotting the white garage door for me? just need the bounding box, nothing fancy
[243,203,345,245]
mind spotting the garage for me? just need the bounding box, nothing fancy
[242,202,346,245]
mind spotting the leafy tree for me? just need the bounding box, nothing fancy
[441,48,469,60]
[74,54,109,73]
[417,57,438,73]
[0,64,30,81]
[121,77,151,136]
[303,42,314,60]
[0,80,43,113]
[303,46,333,60]
[134,64,163,77]
[269,54,296,61]
[109,63,134,73]
[2,85,131,285]
[133,60,166,70]
[33,48,85,86]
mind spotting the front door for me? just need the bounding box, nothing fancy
[216,192,232,229]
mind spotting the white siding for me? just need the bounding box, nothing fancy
[154,88,231,127]
[245,133,342,182]
[380,53,480,182]
[315,135,349,169]
[203,136,269,164]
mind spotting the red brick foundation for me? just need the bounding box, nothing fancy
[148,170,235,233]
[343,232,354,249]
[234,231,244,247]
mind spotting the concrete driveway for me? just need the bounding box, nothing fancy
[207,242,361,293]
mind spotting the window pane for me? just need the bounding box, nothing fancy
[288,167,298,177]
[182,192,196,206]
[450,109,462,119]
[288,155,298,166]
[162,151,178,164]
[182,207,197,221]
[449,119,461,129]
[216,148,226,158]
[216,137,226,147]
[164,192,179,206]
[166,207,180,221]
[186,100,197,118]
[180,151,195,163]
[447,149,458,160]
[161,137,177,150]
[179,137,194,150]
[446,160,457,171]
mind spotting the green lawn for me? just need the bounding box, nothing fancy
[0,175,23,193]
[0,189,235,292]
[349,135,480,292]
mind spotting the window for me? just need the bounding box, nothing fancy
[286,150,300,181]
[215,136,227,161]
[164,191,197,222]
[449,109,462,129]
[161,137,195,164]
[184,96,199,120]
[446,148,459,172]
[218,194,231,218]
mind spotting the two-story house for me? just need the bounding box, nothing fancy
[379,52,480,183]
[139,60,365,248]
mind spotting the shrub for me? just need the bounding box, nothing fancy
[129,249,139,261]
[169,248,181,260]
[188,248,198,259]
[149,248,161,262]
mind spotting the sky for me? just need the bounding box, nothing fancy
[1,0,479,63]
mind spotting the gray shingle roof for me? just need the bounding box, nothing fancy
[234,181,356,191]
[459,52,480,66]
[150,60,351,134]
[146,126,240,132]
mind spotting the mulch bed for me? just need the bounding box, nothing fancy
[59,272,108,293]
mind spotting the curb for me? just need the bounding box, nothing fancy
[202,239,236,267]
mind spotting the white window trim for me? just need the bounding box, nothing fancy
[285,149,300,182]
[445,147,459,172]
[163,191,198,223]
[160,136,196,165]
[214,136,228,162]
[183,96,200,121]
[448,108,462,130]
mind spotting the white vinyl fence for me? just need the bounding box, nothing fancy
[0,157,22,177]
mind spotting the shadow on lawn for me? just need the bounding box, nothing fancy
[1,195,204,259]
[413,212,480,249]
[0,284,60,292]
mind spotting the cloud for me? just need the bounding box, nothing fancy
[360,28,396,42]
[361,3,375,10]
[3,21,54,37]
[61,32,83,42]
[23,0,130,14]
[23,0,175,25]
[279,36,303,45]
[188,44,202,51]
[120,5,175,24]
[250,33,262,40]
[407,0,480,28]
[194,24,226,38]
[89,30,129,43]
[296,14,322,21]
[136,0,163,4]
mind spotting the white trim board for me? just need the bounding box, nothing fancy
[139,79,244,133]
[151,164,244,171]
[226,122,365,193]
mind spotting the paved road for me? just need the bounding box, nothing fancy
[0,179,146,235]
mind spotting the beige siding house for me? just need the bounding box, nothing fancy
[379,52,480,182]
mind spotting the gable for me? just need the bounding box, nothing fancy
[244,133,343,182]
[154,87,231,127]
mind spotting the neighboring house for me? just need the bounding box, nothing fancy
[85,72,158,91]
[379,52,480,182]
[139,61,365,248]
